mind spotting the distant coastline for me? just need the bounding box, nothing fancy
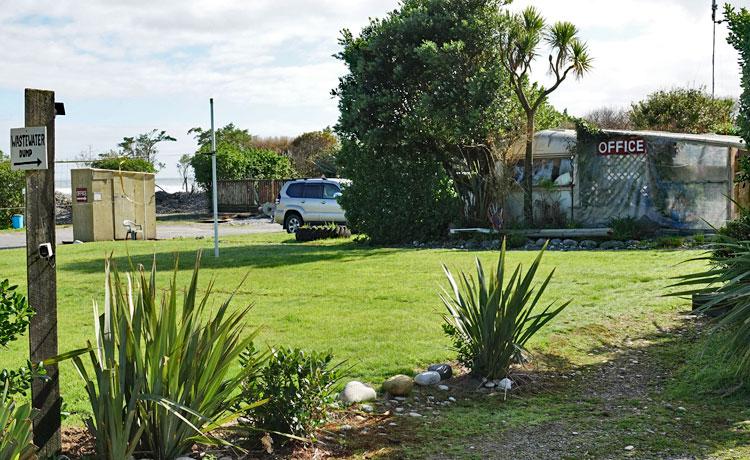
[55,177,189,195]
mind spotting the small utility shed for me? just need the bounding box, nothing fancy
[506,129,747,230]
[71,168,156,242]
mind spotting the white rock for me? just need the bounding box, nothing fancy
[361,404,374,413]
[409,412,423,417]
[340,381,376,403]
[484,381,496,388]
[395,407,404,412]
[438,384,449,391]
[448,396,457,402]
[624,445,635,451]
[414,371,441,386]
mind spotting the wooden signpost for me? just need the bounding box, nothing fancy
[17,88,61,456]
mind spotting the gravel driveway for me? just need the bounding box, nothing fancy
[0,217,283,250]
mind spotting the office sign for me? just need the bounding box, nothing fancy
[10,126,48,170]
[597,137,647,156]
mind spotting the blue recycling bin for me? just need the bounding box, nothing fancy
[11,214,23,229]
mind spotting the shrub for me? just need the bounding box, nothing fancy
[671,240,750,376]
[0,381,35,460]
[71,252,264,459]
[0,279,40,397]
[241,347,346,440]
[441,240,570,379]
[295,225,351,242]
[337,150,461,244]
[655,236,684,249]
[0,155,25,229]
[630,87,736,134]
[90,156,157,173]
[609,216,657,240]
[189,124,295,191]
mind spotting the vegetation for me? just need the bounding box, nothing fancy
[241,347,345,440]
[71,252,264,459]
[725,4,750,145]
[288,129,340,178]
[672,240,750,376]
[176,154,193,192]
[0,381,35,460]
[609,216,657,240]
[189,124,295,190]
[117,129,176,170]
[630,87,736,134]
[584,106,632,130]
[0,151,25,229]
[335,0,516,241]
[500,6,592,224]
[441,241,570,379]
[90,156,157,173]
[0,279,39,397]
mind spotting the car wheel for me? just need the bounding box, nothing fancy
[285,213,303,233]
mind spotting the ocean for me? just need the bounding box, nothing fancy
[55,177,188,194]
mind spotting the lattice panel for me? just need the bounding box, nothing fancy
[580,154,648,207]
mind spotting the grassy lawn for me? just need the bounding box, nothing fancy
[2,232,748,458]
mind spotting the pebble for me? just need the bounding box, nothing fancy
[484,381,496,388]
[389,422,398,426]
[341,424,352,431]
[361,404,374,413]
[624,445,634,451]
[382,374,414,396]
[409,412,423,417]
[438,384,449,391]
[340,381,377,403]
[428,363,453,380]
[414,371,441,386]
[448,396,457,402]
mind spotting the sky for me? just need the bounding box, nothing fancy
[0,0,746,179]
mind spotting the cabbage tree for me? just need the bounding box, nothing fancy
[500,7,592,225]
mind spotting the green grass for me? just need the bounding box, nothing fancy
[0,234,704,430]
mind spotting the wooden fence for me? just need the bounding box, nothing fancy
[217,179,286,213]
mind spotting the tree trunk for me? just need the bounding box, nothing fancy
[523,112,535,226]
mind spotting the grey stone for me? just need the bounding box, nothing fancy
[579,240,598,249]
[414,371,441,386]
[438,384,449,391]
[550,238,563,246]
[536,238,547,246]
[427,363,453,380]
[600,240,625,250]
[361,404,374,413]
[382,374,413,396]
[562,239,578,248]
[340,381,376,403]
[408,412,423,417]
[484,381,496,388]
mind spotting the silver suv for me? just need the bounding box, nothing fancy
[274,178,349,233]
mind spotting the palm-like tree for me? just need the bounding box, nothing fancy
[500,6,592,225]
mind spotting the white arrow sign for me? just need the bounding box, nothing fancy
[10,126,48,171]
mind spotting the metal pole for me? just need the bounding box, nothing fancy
[712,0,717,98]
[210,98,219,257]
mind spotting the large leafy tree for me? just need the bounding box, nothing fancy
[289,129,340,177]
[118,129,176,170]
[630,87,736,134]
[335,0,525,241]
[188,124,295,190]
[500,6,592,225]
[725,4,750,144]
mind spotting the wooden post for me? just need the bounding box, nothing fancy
[25,88,60,457]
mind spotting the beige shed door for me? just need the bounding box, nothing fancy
[112,175,138,239]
